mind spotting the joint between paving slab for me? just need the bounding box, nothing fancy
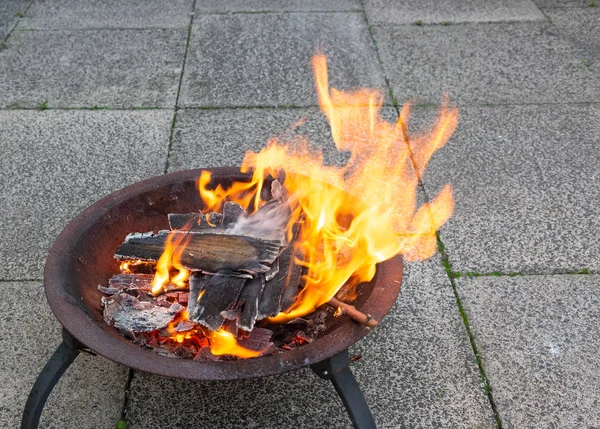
[0,278,43,283]
[0,106,169,111]
[1,0,34,43]
[13,27,192,33]
[164,0,197,175]
[118,368,135,428]
[194,10,363,16]
[453,268,595,279]
[436,234,504,428]
[359,0,401,114]
[372,18,547,29]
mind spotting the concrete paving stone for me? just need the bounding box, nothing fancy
[0,282,127,429]
[457,274,600,428]
[545,7,600,61]
[125,257,495,428]
[0,110,172,280]
[415,103,600,274]
[195,0,361,13]
[0,29,186,108]
[364,0,544,25]
[19,0,192,30]
[179,13,387,108]
[372,22,600,105]
[0,0,28,39]
[168,107,398,172]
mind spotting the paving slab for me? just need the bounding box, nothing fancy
[0,110,171,280]
[169,107,398,172]
[364,0,544,25]
[417,103,600,274]
[125,257,494,428]
[0,29,186,108]
[457,274,600,428]
[545,7,600,61]
[0,0,28,40]
[0,282,127,428]
[195,0,361,13]
[372,22,600,105]
[179,13,387,108]
[19,0,192,30]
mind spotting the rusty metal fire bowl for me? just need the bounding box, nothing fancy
[23,167,404,429]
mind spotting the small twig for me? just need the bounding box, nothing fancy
[327,297,378,328]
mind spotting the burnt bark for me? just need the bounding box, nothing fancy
[115,231,280,274]
[221,275,266,332]
[188,273,248,331]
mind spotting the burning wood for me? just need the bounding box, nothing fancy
[115,231,280,274]
[99,53,457,361]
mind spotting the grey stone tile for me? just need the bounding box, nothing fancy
[169,107,398,171]
[0,0,28,39]
[0,29,186,108]
[457,274,600,428]
[417,103,600,274]
[0,282,127,429]
[0,110,172,279]
[125,257,495,428]
[364,0,544,25]
[372,22,600,105]
[20,0,192,30]
[545,7,600,61]
[179,13,387,108]
[196,0,361,13]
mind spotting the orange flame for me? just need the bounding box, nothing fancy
[208,329,263,358]
[151,231,191,295]
[242,54,454,321]
[152,54,455,355]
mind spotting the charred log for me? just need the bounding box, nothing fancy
[188,273,247,331]
[221,275,265,332]
[115,231,280,274]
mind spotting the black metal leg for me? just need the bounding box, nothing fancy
[21,329,81,429]
[311,350,376,429]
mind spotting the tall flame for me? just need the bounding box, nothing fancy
[152,53,457,355]
[151,231,191,295]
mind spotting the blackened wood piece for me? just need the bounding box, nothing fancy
[237,327,273,352]
[222,201,246,227]
[115,232,280,274]
[222,275,265,332]
[279,249,305,312]
[188,273,247,331]
[257,223,301,318]
[168,212,224,231]
[107,273,184,294]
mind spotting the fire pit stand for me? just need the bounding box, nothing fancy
[22,330,376,429]
[21,168,403,429]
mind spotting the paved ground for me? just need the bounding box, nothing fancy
[0,0,598,428]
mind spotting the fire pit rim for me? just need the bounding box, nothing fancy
[44,167,403,381]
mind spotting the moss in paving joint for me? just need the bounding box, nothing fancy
[436,233,504,428]
[589,0,597,7]
[413,20,424,26]
[441,21,453,26]
[15,11,25,18]
[0,42,8,51]
[38,100,48,110]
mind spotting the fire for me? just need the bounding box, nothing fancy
[151,231,191,295]
[208,330,263,358]
[151,53,457,355]
[199,54,457,322]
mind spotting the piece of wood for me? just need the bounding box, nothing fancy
[168,212,224,231]
[279,248,305,312]
[115,231,280,274]
[107,273,184,294]
[222,201,246,227]
[188,273,248,331]
[221,275,265,332]
[102,292,184,333]
[237,327,273,352]
[327,297,378,328]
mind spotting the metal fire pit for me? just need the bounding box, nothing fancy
[22,167,403,429]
